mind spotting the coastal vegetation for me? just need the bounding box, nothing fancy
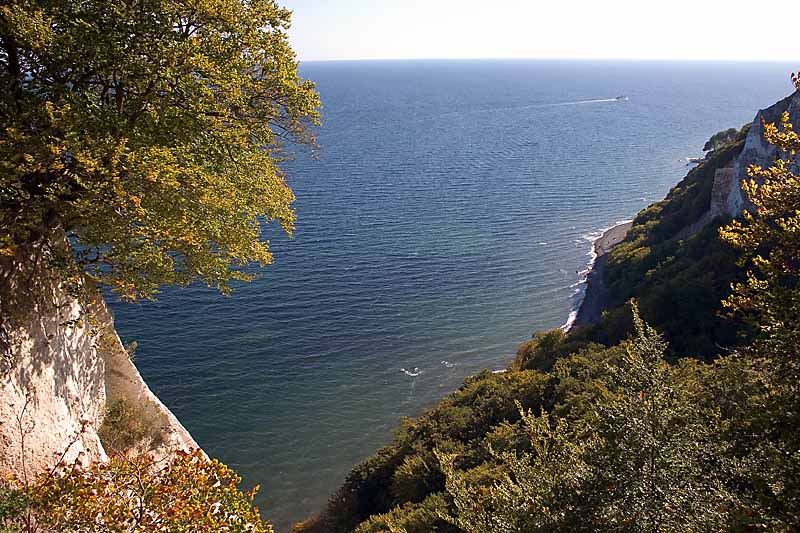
[578,133,751,357]
[1,451,273,532]
[296,77,800,532]
[98,399,162,454]
[704,127,742,151]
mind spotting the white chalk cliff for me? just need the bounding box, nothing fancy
[710,90,800,218]
[0,250,198,480]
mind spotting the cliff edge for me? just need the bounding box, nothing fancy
[713,90,800,219]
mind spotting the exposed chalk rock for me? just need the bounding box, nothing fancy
[1,248,199,480]
[709,166,738,218]
[713,90,800,218]
[0,252,107,477]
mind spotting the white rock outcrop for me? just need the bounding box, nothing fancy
[0,250,199,480]
[711,91,800,218]
[0,258,107,476]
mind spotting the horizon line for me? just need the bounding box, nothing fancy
[297,56,798,65]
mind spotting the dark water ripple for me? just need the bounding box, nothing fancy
[109,60,795,531]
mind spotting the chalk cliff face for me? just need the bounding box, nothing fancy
[0,250,198,479]
[0,255,107,475]
[711,90,800,218]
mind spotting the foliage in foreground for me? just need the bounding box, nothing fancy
[0,450,272,532]
[441,307,735,532]
[0,0,320,300]
[719,101,800,527]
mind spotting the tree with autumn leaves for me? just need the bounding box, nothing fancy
[1,0,319,300]
[2,451,273,532]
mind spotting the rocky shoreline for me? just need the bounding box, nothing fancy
[570,221,633,329]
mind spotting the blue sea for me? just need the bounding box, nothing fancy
[109,60,795,531]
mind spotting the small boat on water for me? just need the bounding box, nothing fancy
[615,95,628,101]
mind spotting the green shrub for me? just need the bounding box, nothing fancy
[98,399,161,454]
[354,494,456,533]
[0,483,27,532]
[390,454,442,504]
[513,327,606,372]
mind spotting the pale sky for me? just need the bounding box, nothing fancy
[281,0,799,62]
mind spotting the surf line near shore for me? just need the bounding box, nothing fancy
[562,221,633,331]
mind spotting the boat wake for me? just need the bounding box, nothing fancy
[548,96,628,107]
[412,96,630,124]
[486,96,629,113]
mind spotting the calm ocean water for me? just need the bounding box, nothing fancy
[109,60,795,530]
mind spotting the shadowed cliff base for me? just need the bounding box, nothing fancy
[571,222,632,328]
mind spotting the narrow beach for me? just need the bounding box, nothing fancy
[570,221,633,329]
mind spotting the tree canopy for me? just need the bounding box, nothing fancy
[0,0,320,300]
[717,75,800,525]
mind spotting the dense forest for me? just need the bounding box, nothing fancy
[295,79,800,532]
